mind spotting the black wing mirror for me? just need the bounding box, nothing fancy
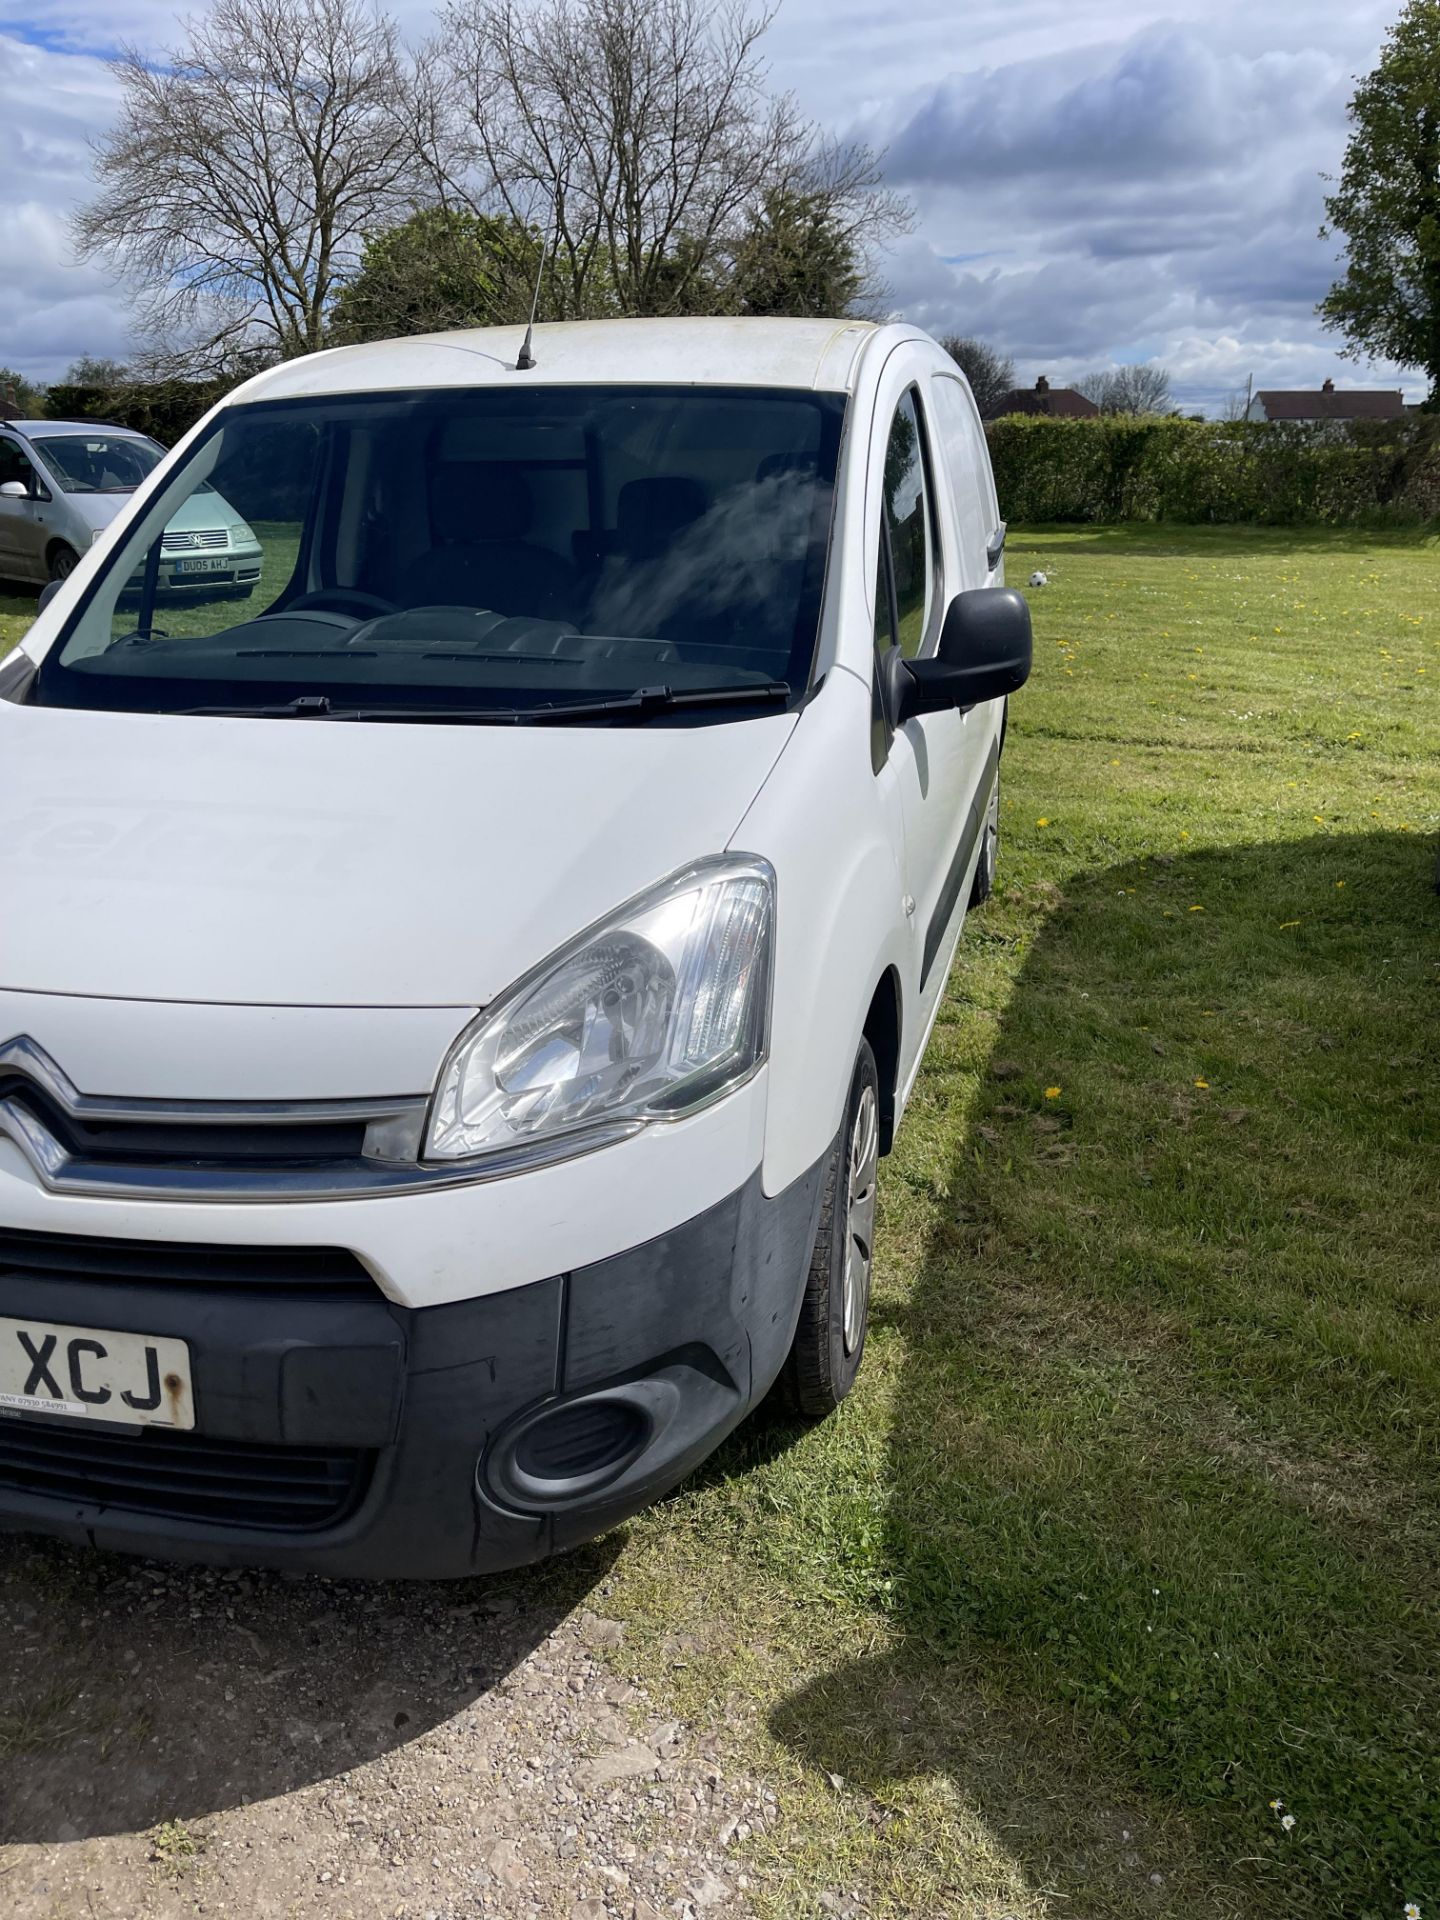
[885,587,1033,723]
[37,579,64,615]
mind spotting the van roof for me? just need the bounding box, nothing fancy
[238,317,884,406]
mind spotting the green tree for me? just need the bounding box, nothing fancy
[1320,0,1440,402]
[329,209,545,343]
[730,187,866,317]
[0,366,45,415]
[62,356,130,387]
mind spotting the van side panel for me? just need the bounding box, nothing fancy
[730,669,911,1196]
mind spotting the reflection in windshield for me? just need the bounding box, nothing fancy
[38,386,846,722]
[38,435,165,495]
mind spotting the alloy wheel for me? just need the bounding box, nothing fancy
[841,1080,879,1355]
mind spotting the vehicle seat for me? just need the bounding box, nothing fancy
[398,465,577,622]
[615,476,710,562]
[583,477,712,641]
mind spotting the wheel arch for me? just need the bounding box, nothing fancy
[863,967,903,1155]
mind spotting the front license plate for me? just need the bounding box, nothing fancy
[0,1316,194,1429]
[172,555,229,575]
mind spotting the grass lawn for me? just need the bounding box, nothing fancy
[0,588,32,657]
[0,520,301,659]
[593,527,1437,1920]
[2,524,1437,1918]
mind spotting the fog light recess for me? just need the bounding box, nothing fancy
[487,1388,668,1511]
[514,1400,648,1482]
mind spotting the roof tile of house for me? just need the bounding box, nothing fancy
[987,376,1099,420]
[1256,382,1406,421]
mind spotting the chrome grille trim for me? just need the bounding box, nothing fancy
[0,1035,630,1201]
[160,528,227,553]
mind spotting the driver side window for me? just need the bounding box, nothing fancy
[0,438,37,495]
[871,387,941,769]
[877,389,938,660]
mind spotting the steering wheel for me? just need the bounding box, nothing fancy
[287,588,397,620]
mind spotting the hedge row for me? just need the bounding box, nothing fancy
[45,380,231,445]
[985,415,1440,526]
[45,377,1440,528]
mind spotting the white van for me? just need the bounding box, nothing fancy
[0,318,1028,1577]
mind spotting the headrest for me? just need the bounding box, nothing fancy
[755,451,820,485]
[432,464,534,546]
[616,476,709,559]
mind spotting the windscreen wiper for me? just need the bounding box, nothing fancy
[172,695,341,717]
[514,682,795,723]
[168,684,794,723]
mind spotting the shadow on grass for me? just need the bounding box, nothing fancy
[771,829,1439,1920]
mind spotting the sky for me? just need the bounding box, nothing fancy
[0,0,1415,413]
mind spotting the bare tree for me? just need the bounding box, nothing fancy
[1076,364,1174,415]
[1219,387,1255,422]
[429,0,908,318]
[938,335,1016,418]
[74,0,425,371]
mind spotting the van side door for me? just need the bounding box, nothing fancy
[0,435,49,585]
[869,375,988,1082]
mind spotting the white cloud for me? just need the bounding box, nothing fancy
[0,30,128,381]
[0,0,1422,409]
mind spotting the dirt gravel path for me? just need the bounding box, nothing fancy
[1,1534,801,1920]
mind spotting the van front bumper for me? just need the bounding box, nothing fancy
[0,1161,824,1579]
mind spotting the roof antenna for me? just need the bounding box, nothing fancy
[515,191,558,372]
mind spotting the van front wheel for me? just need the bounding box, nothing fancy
[782,1037,880,1419]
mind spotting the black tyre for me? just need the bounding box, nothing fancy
[47,543,80,584]
[969,771,1000,906]
[782,1037,880,1419]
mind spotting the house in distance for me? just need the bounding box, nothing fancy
[985,375,1099,422]
[1246,378,1406,424]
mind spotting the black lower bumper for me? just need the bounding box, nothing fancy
[0,1159,825,1578]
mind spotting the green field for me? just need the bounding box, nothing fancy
[2,526,1437,1918]
[0,519,301,659]
[598,527,1439,1920]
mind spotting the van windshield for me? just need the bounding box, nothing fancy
[35,385,845,722]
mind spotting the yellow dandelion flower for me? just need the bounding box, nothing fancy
[1313,815,1325,825]
[1188,904,1204,912]
[1194,1078,1209,1090]
[1044,1086,1061,1100]
[1036,817,1050,827]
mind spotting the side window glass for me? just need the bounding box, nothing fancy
[882,389,934,658]
[873,525,894,658]
[0,440,32,492]
[932,376,996,586]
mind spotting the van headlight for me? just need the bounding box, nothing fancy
[425,856,774,1164]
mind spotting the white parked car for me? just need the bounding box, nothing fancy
[0,318,1028,1577]
[0,419,265,593]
